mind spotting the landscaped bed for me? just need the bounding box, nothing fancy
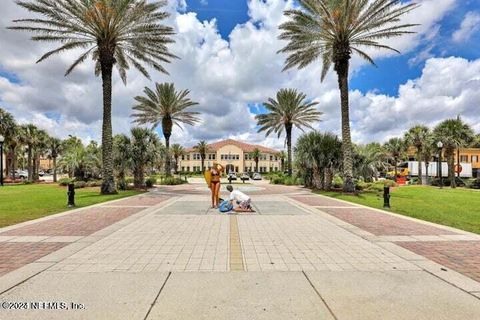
[317,186,480,234]
[0,184,142,228]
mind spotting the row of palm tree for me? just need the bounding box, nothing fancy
[0,108,66,182]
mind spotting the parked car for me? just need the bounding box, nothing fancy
[252,173,262,180]
[15,170,28,179]
[240,173,250,181]
[227,173,237,181]
[38,170,45,177]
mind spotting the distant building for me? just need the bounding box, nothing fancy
[407,147,480,178]
[178,139,282,173]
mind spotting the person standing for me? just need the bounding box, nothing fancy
[210,163,224,208]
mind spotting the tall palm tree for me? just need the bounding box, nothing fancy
[195,141,209,172]
[433,118,474,188]
[384,137,406,179]
[19,124,40,182]
[404,125,430,185]
[250,148,262,173]
[256,88,322,176]
[421,136,436,185]
[170,144,184,173]
[278,0,418,192]
[47,137,63,183]
[10,0,177,194]
[132,82,200,177]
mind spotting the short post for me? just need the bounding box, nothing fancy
[383,186,390,208]
[67,183,75,207]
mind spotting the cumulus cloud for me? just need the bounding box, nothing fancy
[452,11,480,43]
[0,0,474,151]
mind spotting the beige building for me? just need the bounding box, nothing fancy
[178,139,282,174]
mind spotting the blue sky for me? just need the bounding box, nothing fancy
[186,0,480,97]
[1,0,479,146]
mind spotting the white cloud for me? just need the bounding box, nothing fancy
[0,0,475,152]
[452,11,480,43]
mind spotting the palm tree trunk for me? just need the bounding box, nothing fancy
[201,156,205,172]
[447,149,455,188]
[174,156,179,173]
[335,59,355,192]
[255,159,259,173]
[417,148,422,185]
[394,156,398,178]
[134,165,144,189]
[53,156,57,183]
[165,138,171,177]
[27,146,32,181]
[286,124,293,176]
[425,161,429,185]
[100,59,117,194]
[325,167,333,191]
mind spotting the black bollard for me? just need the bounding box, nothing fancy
[383,186,390,208]
[67,183,75,207]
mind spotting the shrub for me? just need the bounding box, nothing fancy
[365,179,397,192]
[85,180,102,187]
[332,175,343,189]
[74,181,86,189]
[145,177,157,188]
[431,177,466,187]
[469,178,480,189]
[58,178,73,186]
[271,176,285,185]
[117,180,127,190]
[160,177,186,185]
[355,180,371,191]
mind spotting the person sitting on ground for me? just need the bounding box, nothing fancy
[226,185,254,212]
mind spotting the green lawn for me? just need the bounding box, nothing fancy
[0,184,142,228]
[317,186,480,234]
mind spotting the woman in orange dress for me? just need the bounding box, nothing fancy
[210,163,224,208]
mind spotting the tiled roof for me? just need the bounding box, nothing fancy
[185,139,280,154]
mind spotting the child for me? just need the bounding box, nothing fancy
[226,185,254,212]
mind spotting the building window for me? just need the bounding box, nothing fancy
[181,166,185,172]
[212,154,216,160]
[186,155,190,161]
[472,155,479,163]
[181,155,185,160]
[460,155,468,162]
[244,167,248,172]
[236,155,239,160]
[187,167,190,172]
[270,155,273,161]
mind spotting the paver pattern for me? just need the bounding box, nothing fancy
[0,242,67,276]
[318,207,458,236]
[103,194,170,207]
[289,195,358,207]
[397,241,480,282]
[1,207,144,237]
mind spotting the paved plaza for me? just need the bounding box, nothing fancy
[1,181,480,319]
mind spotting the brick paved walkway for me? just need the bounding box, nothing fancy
[1,184,479,319]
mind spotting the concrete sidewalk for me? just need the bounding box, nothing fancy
[1,185,479,319]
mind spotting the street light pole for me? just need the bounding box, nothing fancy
[0,135,4,187]
[437,141,443,189]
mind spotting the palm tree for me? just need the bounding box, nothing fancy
[404,125,430,185]
[195,141,209,172]
[0,108,17,179]
[421,137,436,185]
[170,144,184,173]
[278,0,418,192]
[256,88,322,176]
[20,124,40,182]
[384,137,406,179]
[354,143,387,182]
[113,134,132,190]
[433,118,474,188]
[132,83,200,177]
[11,0,177,194]
[277,151,286,173]
[47,137,63,182]
[33,130,49,181]
[130,127,160,188]
[59,144,85,179]
[250,148,262,173]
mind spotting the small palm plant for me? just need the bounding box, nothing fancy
[132,82,200,177]
[10,0,177,194]
[433,118,474,188]
[256,88,322,176]
[130,127,160,188]
[113,134,132,189]
[195,141,209,172]
[170,144,185,173]
[404,125,430,185]
[278,0,418,191]
[250,148,262,173]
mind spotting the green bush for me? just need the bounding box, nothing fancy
[355,180,371,191]
[74,181,86,189]
[431,177,466,187]
[145,177,157,188]
[160,177,186,185]
[332,175,343,189]
[468,178,480,189]
[58,178,73,186]
[365,179,398,192]
[117,180,127,190]
[85,180,102,187]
